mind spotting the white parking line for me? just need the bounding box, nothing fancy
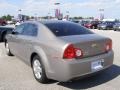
[0,49,6,58]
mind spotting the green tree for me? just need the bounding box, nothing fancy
[31,16,34,19]
[78,16,83,19]
[6,15,12,21]
[1,16,7,20]
[73,16,83,19]
[1,15,12,21]
[26,16,30,20]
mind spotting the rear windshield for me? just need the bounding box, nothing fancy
[44,22,93,36]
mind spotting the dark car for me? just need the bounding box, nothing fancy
[113,22,120,31]
[98,21,115,30]
[0,25,14,42]
[0,19,7,26]
[84,21,101,29]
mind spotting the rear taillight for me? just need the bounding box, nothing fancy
[63,44,83,59]
[105,40,112,52]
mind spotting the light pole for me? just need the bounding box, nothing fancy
[34,13,38,20]
[66,11,69,20]
[18,9,22,14]
[99,9,104,20]
[47,13,51,19]
[18,9,22,21]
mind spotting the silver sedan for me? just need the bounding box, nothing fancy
[5,20,114,83]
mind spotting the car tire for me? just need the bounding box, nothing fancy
[5,42,13,56]
[2,33,6,42]
[106,27,109,30]
[98,27,101,30]
[32,55,49,83]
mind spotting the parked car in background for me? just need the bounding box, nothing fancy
[113,22,120,31]
[84,21,101,29]
[5,21,114,83]
[0,25,14,41]
[0,19,7,26]
[98,21,115,30]
[7,21,15,25]
[79,20,89,27]
[70,19,79,23]
[15,21,21,27]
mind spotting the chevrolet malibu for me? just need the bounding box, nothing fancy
[5,21,114,83]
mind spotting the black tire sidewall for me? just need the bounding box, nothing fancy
[2,34,6,42]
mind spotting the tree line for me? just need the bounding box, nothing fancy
[0,14,95,21]
[0,15,13,21]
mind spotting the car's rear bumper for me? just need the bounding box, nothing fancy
[47,50,114,82]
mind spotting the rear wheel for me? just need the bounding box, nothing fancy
[32,55,49,83]
[5,42,13,56]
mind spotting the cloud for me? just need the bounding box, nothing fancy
[0,0,17,9]
[0,0,18,16]
[61,0,119,10]
[0,0,120,17]
[18,0,56,16]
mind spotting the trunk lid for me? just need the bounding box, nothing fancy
[59,34,110,58]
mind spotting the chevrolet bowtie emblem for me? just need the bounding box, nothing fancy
[91,43,97,47]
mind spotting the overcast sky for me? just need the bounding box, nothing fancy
[0,0,120,19]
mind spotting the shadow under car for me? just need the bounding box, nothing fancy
[57,64,120,89]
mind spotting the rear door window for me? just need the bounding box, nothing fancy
[15,24,25,34]
[22,23,38,36]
